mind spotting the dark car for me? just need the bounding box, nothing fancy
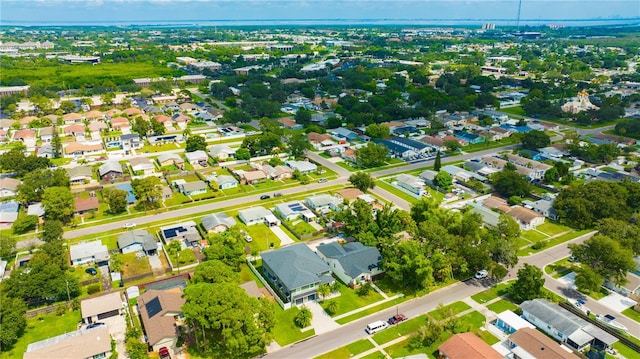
[388,314,407,325]
[273,192,283,197]
[159,347,171,359]
[85,267,98,276]
[87,322,105,329]
[260,194,271,200]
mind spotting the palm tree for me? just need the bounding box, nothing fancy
[317,284,331,301]
[294,307,313,328]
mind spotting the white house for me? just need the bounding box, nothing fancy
[208,144,236,160]
[316,242,384,288]
[0,178,20,198]
[238,206,280,226]
[69,240,109,266]
[129,157,156,175]
[304,194,341,214]
[286,160,317,174]
[117,230,158,255]
[184,150,208,165]
[396,173,426,196]
[213,175,239,190]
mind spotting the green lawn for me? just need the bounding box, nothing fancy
[501,106,526,116]
[244,224,283,251]
[335,297,406,325]
[536,222,572,236]
[359,351,386,359]
[521,230,549,243]
[121,252,152,277]
[373,314,428,345]
[1,310,81,359]
[471,282,512,304]
[239,263,264,288]
[544,258,577,278]
[376,180,419,204]
[613,342,640,359]
[621,307,640,323]
[140,142,183,153]
[462,136,520,153]
[427,301,471,321]
[314,339,375,359]
[272,306,316,346]
[321,283,384,317]
[487,299,519,314]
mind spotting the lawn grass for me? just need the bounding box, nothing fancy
[373,314,428,345]
[121,252,152,277]
[521,230,549,243]
[517,229,591,257]
[239,263,264,288]
[335,297,406,325]
[0,310,81,359]
[621,307,640,323]
[613,342,639,359]
[536,222,572,236]
[487,299,519,314]
[272,306,316,346]
[321,283,384,317]
[427,301,471,321]
[359,351,386,359]
[314,339,375,359]
[384,334,447,359]
[470,282,512,304]
[463,136,520,153]
[545,258,576,278]
[375,180,419,204]
[501,106,526,116]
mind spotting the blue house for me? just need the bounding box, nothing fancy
[331,127,358,141]
[454,130,485,144]
[115,183,137,204]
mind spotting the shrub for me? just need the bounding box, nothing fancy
[87,283,101,295]
[356,283,373,296]
[326,301,339,315]
[531,240,548,250]
[55,304,67,316]
[12,215,39,234]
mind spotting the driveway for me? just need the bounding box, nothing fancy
[100,313,127,359]
[270,226,295,246]
[147,253,164,275]
[99,265,112,291]
[305,301,339,335]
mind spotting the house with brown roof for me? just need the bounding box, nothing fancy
[138,289,186,352]
[19,116,38,127]
[443,135,468,147]
[80,291,122,324]
[420,136,447,152]
[129,157,156,175]
[341,148,358,163]
[506,205,545,230]
[307,132,334,149]
[507,328,580,359]
[483,195,511,212]
[63,112,83,124]
[438,332,502,359]
[0,177,21,198]
[75,196,99,214]
[240,170,268,184]
[63,124,86,138]
[278,117,303,130]
[38,126,54,142]
[64,142,104,156]
[84,110,104,121]
[335,188,365,202]
[123,107,142,116]
[23,326,111,359]
[13,128,37,148]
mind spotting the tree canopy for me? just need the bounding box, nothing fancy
[348,172,376,193]
[520,130,550,150]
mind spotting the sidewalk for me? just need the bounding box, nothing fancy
[333,293,404,321]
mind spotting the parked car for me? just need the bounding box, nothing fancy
[318,178,328,183]
[260,194,271,200]
[123,223,136,229]
[274,192,283,197]
[568,256,576,262]
[474,269,488,279]
[159,347,171,359]
[388,314,407,325]
[85,267,98,276]
[87,322,105,329]
[244,234,253,243]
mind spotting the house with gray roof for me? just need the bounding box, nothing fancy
[98,161,124,180]
[442,164,487,182]
[179,181,207,196]
[396,173,426,196]
[261,243,334,305]
[67,166,93,185]
[201,213,236,233]
[285,160,317,174]
[316,242,383,287]
[304,194,341,214]
[523,198,559,220]
[469,203,500,227]
[157,153,184,168]
[69,240,109,267]
[238,206,280,226]
[208,144,236,160]
[36,143,54,158]
[520,299,617,351]
[160,221,202,246]
[117,229,158,255]
[274,201,316,222]
[213,175,238,190]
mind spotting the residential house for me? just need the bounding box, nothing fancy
[74,196,99,215]
[238,206,280,226]
[470,203,501,227]
[138,289,186,352]
[304,194,342,214]
[179,102,200,113]
[539,146,567,160]
[261,164,293,180]
[438,332,502,359]
[441,164,487,183]
[64,142,104,157]
[341,148,358,163]
[396,174,426,196]
[0,178,20,198]
[208,144,236,160]
[275,201,316,222]
[0,201,19,225]
[121,134,142,150]
[389,136,431,154]
[520,299,618,352]
[330,127,358,141]
[98,162,124,180]
[184,150,208,165]
[418,170,437,187]
[80,292,122,324]
[157,153,184,168]
[261,243,334,305]
[239,170,267,185]
[506,206,545,230]
[39,126,54,142]
[454,130,485,144]
[482,156,537,180]
[506,328,580,359]
[67,166,93,185]
[335,188,364,202]
[63,124,86,138]
[179,181,208,196]
[506,154,551,180]
[23,327,111,359]
[88,121,108,138]
[218,126,244,137]
[172,114,190,129]
[523,198,559,220]
[123,107,142,116]
[63,112,83,124]
[377,139,416,159]
[117,229,158,255]
[278,117,303,130]
[420,136,447,152]
[69,240,109,266]
[115,183,137,204]
[36,144,53,158]
[27,203,45,218]
[13,128,36,148]
[286,160,317,174]
[489,126,512,140]
[160,221,201,246]
[316,242,383,287]
[483,196,511,212]
[213,175,239,190]
[84,110,103,121]
[201,213,237,233]
[443,135,468,147]
[307,132,334,149]
[110,117,130,130]
[492,310,535,335]
[129,157,156,175]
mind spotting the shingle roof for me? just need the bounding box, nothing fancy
[201,213,237,231]
[80,292,122,319]
[138,289,185,347]
[261,243,332,290]
[317,242,381,278]
[117,230,158,252]
[509,328,579,359]
[24,327,111,359]
[438,332,502,359]
[69,240,108,262]
[98,162,123,176]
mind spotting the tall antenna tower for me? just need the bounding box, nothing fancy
[516,0,523,28]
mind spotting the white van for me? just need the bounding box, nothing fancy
[366,320,389,334]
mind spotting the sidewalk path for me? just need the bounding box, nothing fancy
[305,301,340,335]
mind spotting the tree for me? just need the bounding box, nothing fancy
[356,142,388,168]
[51,127,62,158]
[326,300,339,315]
[326,116,342,129]
[42,187,74,222]
[492,168,531,198]
[520,130,550,150]
[287,132,311,159]
[0,294,27,349]
[132,117,150,138]
[569,234,636,286]
[434,151,442,171]
[12,215,38,234]
[348,172,376,193]
[234,148,251,161]
[222,108,251,124]
[433,171,453,191]
[444,140,461,152]
[131,177,162,210]
[18,168,69,204]
[383,240,434,290]
[193,260,240,284]
[294,307,313,328]
[0,149,50,177]
[0,236,17,259]
[294,108,312,126]
[317,284,331,301]
[509,264,545,303]
[104,188,128,214]
[574,266,603,294]
[59,100,76,114]
[150,117,165,136]
[364,124,390,140]
[203,231,246,270]
[186,135,207,152]
[101,92,116,106]
[41,220,64,243]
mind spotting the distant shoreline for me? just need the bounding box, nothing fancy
[2,18,639,28]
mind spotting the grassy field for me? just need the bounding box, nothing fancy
[335,297,406,325]
[272,306,316,346]
[375,180,419,204]
[373,314,428,345]
[321,283,384,317]
[427,301,471,321]
[470,282,512,304]
[621,307,640,323]
[314,339,375,359]
[536,222,572,236]
[487,299,519,314]
[0,310,81,359]
[501,106,526,116]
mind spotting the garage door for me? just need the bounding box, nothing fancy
[97,310,119,320]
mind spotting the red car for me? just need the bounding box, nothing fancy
[388,314,407,325]
[159,347,171,359]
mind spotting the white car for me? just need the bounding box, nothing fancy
[474,269,488,279]
[123,223,136,229]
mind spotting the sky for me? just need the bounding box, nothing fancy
[1,0,639,25]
